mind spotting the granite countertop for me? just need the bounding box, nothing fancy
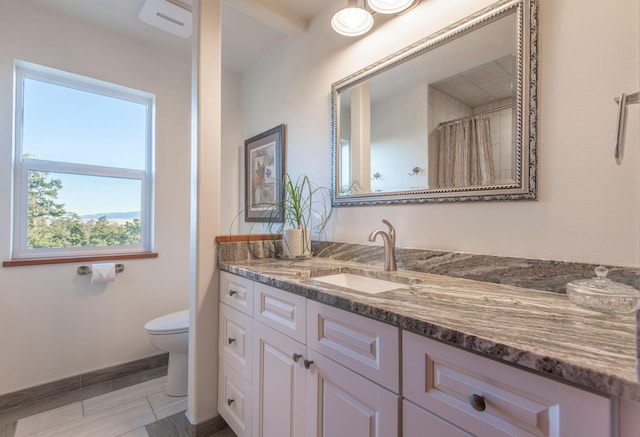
[219,257,640,401]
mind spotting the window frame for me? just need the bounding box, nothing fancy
[12,61,155,260]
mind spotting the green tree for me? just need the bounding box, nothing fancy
[27,169,68,248]
[26,166,140,248]
[120,219,141,245]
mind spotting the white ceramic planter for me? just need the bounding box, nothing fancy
[282,228,311,259]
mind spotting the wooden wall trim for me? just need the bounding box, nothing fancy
[215,234,281,243]
[3,252,158,267]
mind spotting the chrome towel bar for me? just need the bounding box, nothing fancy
[614,91,639,164]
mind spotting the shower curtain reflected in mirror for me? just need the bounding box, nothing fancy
[437,114,495,188]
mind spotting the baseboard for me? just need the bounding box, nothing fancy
[0,353,168,412]
[186,412,228,437]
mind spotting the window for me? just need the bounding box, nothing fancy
[12,61,154,259]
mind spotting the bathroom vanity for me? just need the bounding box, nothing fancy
[216,257,640,437]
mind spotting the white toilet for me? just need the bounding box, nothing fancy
[144,309,190,397]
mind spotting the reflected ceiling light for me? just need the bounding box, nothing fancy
[331,0,374,37]
[367,0,419,14]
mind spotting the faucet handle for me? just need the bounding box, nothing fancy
[381,219,395,241]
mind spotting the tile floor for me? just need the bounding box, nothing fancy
[2,377,235,437]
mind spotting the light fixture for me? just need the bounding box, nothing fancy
[331,0,374,37]
[367,0,419,15]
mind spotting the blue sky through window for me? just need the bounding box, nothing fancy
[22,77,148,217]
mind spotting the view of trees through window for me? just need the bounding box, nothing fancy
[14,64,152,256]
[27,167,141,249]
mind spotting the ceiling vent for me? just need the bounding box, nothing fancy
[139,0,192,38]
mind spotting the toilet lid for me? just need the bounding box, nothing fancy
[145,309,189,334]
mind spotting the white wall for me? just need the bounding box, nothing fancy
[220,70,243,235]
[237,0,640,267]
[0,1,192,395]
[371,84,429,192]
[187,0,222,423]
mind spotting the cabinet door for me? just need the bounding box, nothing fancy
[252,320,307,437]
[219,303,253,382]
[219,360,252,437]
[305,348,399,437]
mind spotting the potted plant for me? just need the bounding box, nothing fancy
[265,174,332,259]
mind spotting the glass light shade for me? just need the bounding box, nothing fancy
[331,3,374,37]
[367,0,417,14]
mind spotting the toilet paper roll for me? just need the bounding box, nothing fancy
[91,262,116,284]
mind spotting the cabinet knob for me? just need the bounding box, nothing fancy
[227,337,236,345]
[468,393,486,412]
[292,353,302,363]
[303,359,314,369]
[229,289,238,297]
[227,398,235,406]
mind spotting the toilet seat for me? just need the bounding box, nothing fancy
[144,309,189,335]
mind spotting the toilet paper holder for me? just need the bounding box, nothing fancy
[77,264,125,276]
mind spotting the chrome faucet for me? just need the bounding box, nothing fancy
[368,219,397,272]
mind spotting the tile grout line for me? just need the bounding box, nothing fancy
[0,355,168,415]
[5,376,170,437]
[6,421,16,437]
[145,396,158,422]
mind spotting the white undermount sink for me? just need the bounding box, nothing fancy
[312,273,409,294]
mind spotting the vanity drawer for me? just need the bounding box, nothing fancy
[219,303,253,383]
[220,271,254,316]
[218,360,252,437]
[254,283,306,343]
[402,331,611,437]
[403,399,471,437]
[307,300,399,392]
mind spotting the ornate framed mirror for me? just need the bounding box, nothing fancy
[331,0,538,206]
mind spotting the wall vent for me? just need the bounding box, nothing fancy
[139,0,192,38]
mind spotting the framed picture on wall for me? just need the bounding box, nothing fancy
[245,124,285,222]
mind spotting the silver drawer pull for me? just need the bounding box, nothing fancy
[228,337,236,345]
[227,398,235,406]
[304,359,314,369]
[292,353,302,363]
[468,393,486,412]
[229,289,238,297]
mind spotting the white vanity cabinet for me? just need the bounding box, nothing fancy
[306,300,400,393]
[220,272,400,437]
[403,399,471,437]
[251,284,400,437]
[219,270,629,437]
[252,320,307,437]
[305,300,400,437]
[403,331,612,437]
[218,271,255,437]
[305,348,400,437]
[220,270,254,316]
[252,283,308,437]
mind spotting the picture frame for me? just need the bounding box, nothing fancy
[245,124,285,222]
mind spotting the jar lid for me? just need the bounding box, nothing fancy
[566,266,640,298]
